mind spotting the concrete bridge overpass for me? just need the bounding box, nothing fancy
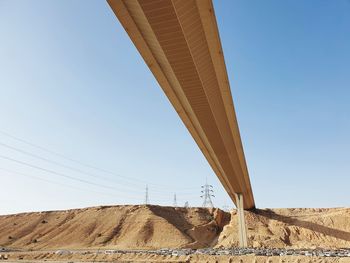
[107,0,255,215]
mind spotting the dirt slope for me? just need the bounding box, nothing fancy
[218,208,350,249]
[0,205,229,250]
[2,206,350,251]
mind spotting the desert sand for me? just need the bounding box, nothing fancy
[0,205,229,250]
[4,251,350,263]
[2,206,350,262]
[219,208,350,249]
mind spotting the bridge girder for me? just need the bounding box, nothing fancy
[108,0,255,209]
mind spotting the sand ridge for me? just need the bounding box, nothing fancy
[0,205,229,250]
[2,206,350,251]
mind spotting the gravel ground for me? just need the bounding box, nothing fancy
[2,247,350,259]
[58,248,350,257]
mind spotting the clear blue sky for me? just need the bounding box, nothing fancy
[0,0,349,215]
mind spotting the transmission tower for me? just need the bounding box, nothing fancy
[144,185,149,205]
[201,182,214,208]
[184,201,189,208]
[173,193,177,207]
[222,205,230,212]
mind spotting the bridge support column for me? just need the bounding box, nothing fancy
[235,193,248,247]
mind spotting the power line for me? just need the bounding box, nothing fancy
[0,131,205,204]
[0,141,138,186]
[0,142,198,197]
[0,133,149,186]
[0,154,141,194]
[0,130,199,191]
[0,141,157,192]
[0,167,141,201]
[0,155,195,204]
[0,167,174,203]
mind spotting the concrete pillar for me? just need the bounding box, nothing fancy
[235,193,248,247]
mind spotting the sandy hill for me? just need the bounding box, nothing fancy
[2,206,350,251]
[0,205,229,250]
[218,208,350,249]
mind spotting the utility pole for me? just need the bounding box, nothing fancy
[144,185,149,205]
[201,181,214,208]
[173,193,177,207]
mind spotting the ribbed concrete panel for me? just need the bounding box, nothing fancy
[108,0,255,209]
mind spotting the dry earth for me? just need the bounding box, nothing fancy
[2,206,350,262]
[0,205,229,250]
[4,251,350,263]
[218,208,350,249]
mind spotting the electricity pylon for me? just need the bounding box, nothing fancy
[201,182,214,208]
[144,185,149,205]
[173,193,177,207]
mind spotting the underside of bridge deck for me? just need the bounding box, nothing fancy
[108,0,255,209]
